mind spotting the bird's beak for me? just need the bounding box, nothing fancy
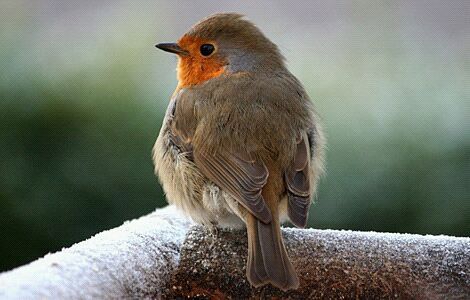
[155,43,189,56]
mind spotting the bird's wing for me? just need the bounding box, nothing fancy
[285,134,311,228]
[168,89,272,224]
[193,150,272,224]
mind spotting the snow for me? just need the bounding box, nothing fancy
[0,205,193,299]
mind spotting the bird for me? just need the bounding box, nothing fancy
[153,13,325,291]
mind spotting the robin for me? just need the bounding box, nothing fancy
[153,13,325,291]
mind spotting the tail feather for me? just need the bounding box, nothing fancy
[246,214,299,291]
[245,162,300,291]
[246,215,268,285]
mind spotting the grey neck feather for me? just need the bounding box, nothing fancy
[222,48,285,73]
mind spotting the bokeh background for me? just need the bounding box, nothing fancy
[1,0,468,272]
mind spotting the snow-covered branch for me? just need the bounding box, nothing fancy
[0,205,469,299]
[0,206,192,299]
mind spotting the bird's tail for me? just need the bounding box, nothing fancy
[245,185,299,290]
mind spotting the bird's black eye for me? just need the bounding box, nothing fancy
[200,44,215,56]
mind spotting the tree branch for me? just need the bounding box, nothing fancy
[0,206,192,299]
[0,206,468,299]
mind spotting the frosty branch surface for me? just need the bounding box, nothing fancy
[0,205,192,299]
[0,205,468,299]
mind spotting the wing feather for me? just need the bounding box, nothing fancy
[169,89,272,223]
[285,135,312,228]
[194,150,272,223]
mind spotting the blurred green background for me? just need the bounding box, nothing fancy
[1,1,469,272]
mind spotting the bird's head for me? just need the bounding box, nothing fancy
[156,13,285,88]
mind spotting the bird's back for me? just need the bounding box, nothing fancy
[182,70,315,167]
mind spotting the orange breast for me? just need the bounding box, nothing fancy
[176,35,226,89]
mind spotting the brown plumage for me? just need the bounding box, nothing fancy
[153,13,325,291]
